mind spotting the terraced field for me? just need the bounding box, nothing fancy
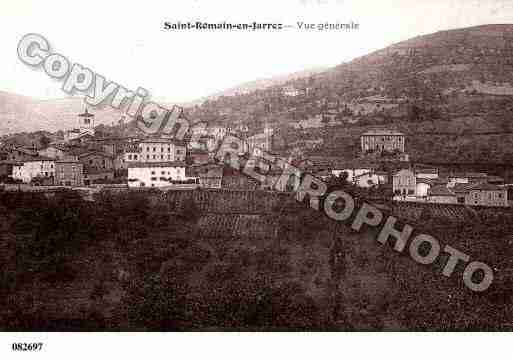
[158,188,303,214]
[197,214,278,240]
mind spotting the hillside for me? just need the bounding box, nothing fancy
[0,91,129,135]
[4,24,513,164]
[185,24,513,165]
[2,189,513,330]
[203,67,327,100]
[0,67,323,136]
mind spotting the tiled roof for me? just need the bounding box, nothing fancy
[17,156,55,162]
[305,156,377,171]
[415,168,438,174]
[393,169,414,176]
[428,185,456,197]
[361,129,405,136]
[56,160,82,164]
[139,138,186,146]
[78,151,113,159]
[452,183,474,193]
[466,172,488,178]
[127,161,186,168]
[486,175,504,183]
[416,177,434,184]
[469,182,505,191]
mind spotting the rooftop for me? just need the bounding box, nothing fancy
[15,156,54,163]
[452,183,475,193]
[362,129,405,136]
[428,185,456,197]
[78,108,94,117]
[469,182,505,191]
[78,151,113,159]
[139,138,187,146]
[127,161,186,168]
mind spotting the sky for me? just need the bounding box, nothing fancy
[2,0,513,103]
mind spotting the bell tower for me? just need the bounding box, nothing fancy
[78,108,95,136]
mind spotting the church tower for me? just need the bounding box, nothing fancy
[78,108,95,136]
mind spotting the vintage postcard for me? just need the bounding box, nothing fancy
[1,0,512,357]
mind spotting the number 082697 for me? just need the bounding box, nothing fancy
[11,343,44,351]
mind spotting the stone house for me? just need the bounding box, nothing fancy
[12,157,55,183]
[465,183,508,207]
[393,169,416,196]
[55,160,83,186]
[427,185,458,204]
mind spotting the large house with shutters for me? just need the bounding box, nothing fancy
[124,138,186,164]
[361,129,405,153]
[392,169,416,197]
[12,157,55,183]
[465,183,508,207]
[127,162,191,188]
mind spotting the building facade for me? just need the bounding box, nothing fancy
[12,158,55,183]
[361,129,405,153]
[392,169,416,196]
[427,185,458,204]
[465,183,508,207]
[124,139,186,164]
[64,109,96,142]
[127,162,189,188]
[38,145,70,160]
[78,151,114,171]
[55,160,83,186]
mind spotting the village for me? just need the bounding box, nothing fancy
[0,103,510,209]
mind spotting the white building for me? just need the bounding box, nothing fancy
[127,162,192,188]
[360,129,405,153]
[124,138,186,164]
[64,109,95,142]
[353,171,386,188]
[393,169,416,197]
[12,157,55,183]
[282,86,301,97]
[332,167,375,183]
[246,127,274,155]
[415,179,432,198]
[415,168,438,180]
[427,185,458,204]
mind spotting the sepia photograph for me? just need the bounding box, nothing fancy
[1,0,513,356]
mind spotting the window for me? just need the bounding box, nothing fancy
[147,155,150,160]
[128,154,132,160]
[161,155,164,160]
[153,147,156,152]
[151,177,157,181]
[151,171,155,175]
[153,155,156,159]
[134,155,138,160]
[161,171,165,175]
[161,147,164,152]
